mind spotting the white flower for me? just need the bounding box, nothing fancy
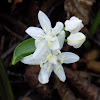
[25,10,64,50]
[28,30,65,61]
[67,32,86,48]
[21,49,79,84]
[65,16,84,33]
[21,34,80,84]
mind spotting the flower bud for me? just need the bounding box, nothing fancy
[67,32,86,48]
[65,16,84,33]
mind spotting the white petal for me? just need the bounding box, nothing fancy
[49,37,60,50]
[21,54,41,65]
[35,39,42,48]
[38,62,53,84]
[58,30,65,50]
[52,22,64,36]
[67,32,86,48]
[73,42,85,48]
[25,27,45,39]
[52,50,59,55]
[57,52,80,64]
[33,40,51,60]
[53,62,66,82]
[38,11,52,33]
[65,16,84,33]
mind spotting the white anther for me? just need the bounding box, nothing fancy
[41,43,45,47]
[40,61,43,67]
[56,65,61,72]
[37,34,43,38]
[46,32,51,35]
[48,41,53,46]
[43,27,47,33]
[46,53,52,60]
[50,38,56,42]
[61,56,65,64]
[57,50,61,54]
[47,66,50,72]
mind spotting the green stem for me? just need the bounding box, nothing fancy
[64,39,68,42]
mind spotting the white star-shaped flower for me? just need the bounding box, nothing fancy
[25,11,64,50]
[65,16,84,33]
[21,31,79,84]
[21,49,79,84]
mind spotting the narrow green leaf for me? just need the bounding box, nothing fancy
[90,9,100,34]
[0,58,14,100]
[12,38,36,65]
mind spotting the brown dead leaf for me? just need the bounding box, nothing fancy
[64,67,99,100]
[24,65,40,87]
[40,0,58,13]
[24,65,52,97]
[11,0,23,12]
[8,0,12,3]
[18,97,32,100]
[85,49,99,61]
[64,0,95,25]
[88,61,100,73]
[56,79,77,100]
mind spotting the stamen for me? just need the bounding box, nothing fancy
[41,43,45,47]
[47,66,50,72]
[48,41,53,46]
[50,38,56,42]
[57,50,61,54]
[47,32,51,35]
[37,34,43,38]
[56,65,61,72]
[46,53,52,60]
[61,56,65,64]
[40,61,43,67]
[43,27,46,33]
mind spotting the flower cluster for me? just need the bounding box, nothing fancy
[21,11,86,84]
[65,16,86,48]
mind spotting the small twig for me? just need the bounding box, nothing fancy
[1,34,28,59]
[0,35,5,51]
[89,72,100,78]
[3,25,23,41]
[1,41,20,59]
[24,89,34,97]
[56,78,79,100]
[1,24,40,59]
[8,70,24,77]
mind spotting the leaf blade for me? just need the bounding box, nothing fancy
[0,58,14,100]
[12,38,36,65]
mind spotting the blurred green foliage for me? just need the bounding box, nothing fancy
[90,9,100,34]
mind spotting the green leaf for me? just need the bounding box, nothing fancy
[0,58,14,100]
[12,38,36,65]
[90,9,100,34]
